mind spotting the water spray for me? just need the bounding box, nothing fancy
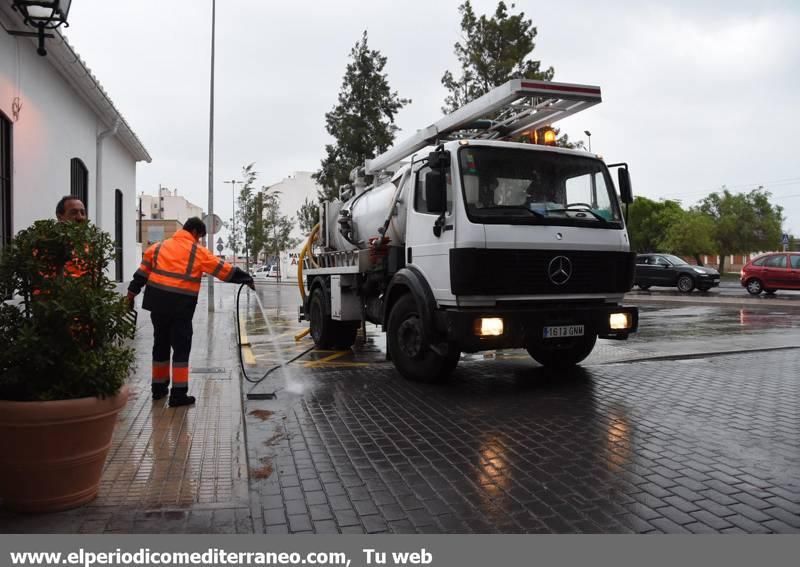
[235,283,314,400]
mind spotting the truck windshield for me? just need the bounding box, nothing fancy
[458,146,623,228]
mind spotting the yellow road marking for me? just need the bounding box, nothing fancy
[238,322,251,346]
[312,361,372,368]
[303,350,350,367]
[242,345,257,365]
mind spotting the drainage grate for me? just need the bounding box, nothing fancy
[191,367,227,374]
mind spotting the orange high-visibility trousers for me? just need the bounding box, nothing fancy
[150,311,193,390]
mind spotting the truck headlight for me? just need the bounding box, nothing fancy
[609,312,632,330]
[474,318,503,336]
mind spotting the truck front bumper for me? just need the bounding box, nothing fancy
[438,302,639,353]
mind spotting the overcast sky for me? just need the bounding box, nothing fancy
[64,0,800,235]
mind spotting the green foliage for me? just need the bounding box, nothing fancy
[297,197,320,235]
[698,187,783,272]
[225,217,241,255]
[661,210,716,263]
[235,164,302,265]
[314,31,410,201]
[626,196,685,253]
[236,163,259,270]
[441,1,554,113]
[0,221,135,401]
[262,191,301,260]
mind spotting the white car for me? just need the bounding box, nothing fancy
[253,265,278,280]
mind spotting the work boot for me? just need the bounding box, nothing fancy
[168,387,196,407]
[152,383,169,401]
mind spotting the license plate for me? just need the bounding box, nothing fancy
[543,324,584,339]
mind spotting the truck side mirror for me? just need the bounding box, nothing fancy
[427,150,451,169]
[425,171,447,214]
[618,168,633,204]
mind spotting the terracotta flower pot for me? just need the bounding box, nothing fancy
[0,385,129,513]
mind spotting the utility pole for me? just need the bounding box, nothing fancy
[138,195,143,244]
[206,0,216,313]
[224,179,243,266]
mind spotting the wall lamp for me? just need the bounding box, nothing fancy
[10,0,72,56]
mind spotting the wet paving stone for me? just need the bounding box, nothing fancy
[245,343,800,533]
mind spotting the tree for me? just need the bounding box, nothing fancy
[313,31,410,202]
[440,1,584,147]
[441,1,554,113]
[248,192,267,266]
[225,217,241,259]
[263,192,301,271]
[236,163,259,271]
[660,210,716,266]
[698,187,783,273]
[297,197,319,235]
[626,196,684,253]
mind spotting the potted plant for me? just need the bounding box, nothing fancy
[0,220,135,513]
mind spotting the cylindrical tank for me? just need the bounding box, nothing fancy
[329,177,408,251]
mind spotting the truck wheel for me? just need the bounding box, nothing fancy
[309,288,360,349]
[309,288,336,348]
[387,294,459,382]
[526,334,597,369]
[677,275,695,293]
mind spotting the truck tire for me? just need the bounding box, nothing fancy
[387,294,459,382]
[526,333,597,369]
[309,288,336,348]
[309,287,360,350]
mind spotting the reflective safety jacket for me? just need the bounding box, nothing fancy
[128,229,250,314]
[32,246,88,296]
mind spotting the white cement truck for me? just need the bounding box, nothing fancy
[299,79,638,381]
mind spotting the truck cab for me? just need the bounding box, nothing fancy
[381,141,637,379]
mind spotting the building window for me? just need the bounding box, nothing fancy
[0,112,11,249]
[70,158,88,210]
[114,189,123,282]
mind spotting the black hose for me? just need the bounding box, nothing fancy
[235,283,315,399]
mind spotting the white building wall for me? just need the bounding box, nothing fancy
[137,189,203,225]
[0,33,140,280]
[101,135,137,280]
[265,172,321,241]
[161,195,203,224]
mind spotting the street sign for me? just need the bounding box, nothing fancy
[203,214,223,235]
[216,243,224,253]
[216,237,224,245]
[782,233,789,245]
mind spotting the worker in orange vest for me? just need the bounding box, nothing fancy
[127,217,254,407]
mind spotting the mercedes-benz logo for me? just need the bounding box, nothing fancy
[547,256,572,286]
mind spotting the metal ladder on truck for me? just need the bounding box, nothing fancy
[365,78,602,175]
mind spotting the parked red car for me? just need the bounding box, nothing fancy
[740,252,800,295]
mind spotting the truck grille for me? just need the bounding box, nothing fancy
[449,248,635,295]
